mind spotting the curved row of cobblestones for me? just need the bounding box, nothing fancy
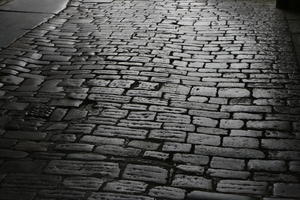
[0,0,300,199]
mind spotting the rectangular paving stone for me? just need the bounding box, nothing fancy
[164,123,195,132]
[101,108,128,118]
[233,113,263,120]
[4,102,28,110]
[4,131,47,141]
[90,87,124,94]
[123,164,168,184]
[0,149,28,158]
[269,150,300,160]
[253,171,298,182]
[94,125,148,139]
[122,103,148,111]
[127,90,162,97]
[191,86,217,97]
[128,111,156,121]
[253,89,290,98]
[109,80,135,88]
[0,138,17,148]
[118,120,162,129]
[230,130,262,137]
[63,176,104,191]
[0,75,24,85]
[64,109,88,120]
[148,129,186,142]
[88,192,155,200]
[45,160,120,177]
[187,133,220,146]
[86,116,118,125]
[221,105,272,113]
[0,188,35,200]
[189,110,230,119]
[65,124,95,134]
[50,99,82,107]
[104,180,147,194]
[262,139,300,150]
[80,135,125,145]
[95,145,141,157]
[0,160,46,173]
[55,143,94,152]
[157,113,191,123]
[171,101,219,111]
[187,190,257,200]
[160,84,191,95]
[128,140,160,151]
[220,119,244,129]
[218,88,250,98]
[149,186,186,200]
[173,153,209,165]
[210,157,245,170]
[195,145,265,159]
[217,180,268,195]
[223,137,259,148]
[67,153,106,161]
[248,160,286,172]
[273,183,300,198]
[197,127,228,135]
[207,169,250,180]
[88,94,131,103]
[172,174,212,190]
[38,189,85,199]
[176,162,205,173]
[42,55,71,62]
[3,174,61,189]
[50,108,68,121]
[289,161,300,172]
[193,116,218,127]
[247,121,291,131]
[133,97,168,105]
[162,142,192,153]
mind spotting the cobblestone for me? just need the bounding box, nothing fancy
[273,183,300,198]
[104,180,147,194]
[45,160,120,177]
[149,186,186,200]
[248,160,287,172]
[63,176,104,191]
[207,169,250,180]
[88,192,154,200]
[210,157,245,170]
[172,174,212,190]
[187,191,257,200]
[123,164,168,184]
[217,180,268,195]
[0,0,300,199]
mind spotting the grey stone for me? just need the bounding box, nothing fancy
[187,191,257,200]
[123,164,168,184]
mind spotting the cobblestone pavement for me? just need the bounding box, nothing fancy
[0,0,300,199]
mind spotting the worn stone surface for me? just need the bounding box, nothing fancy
[45,160,120,177]
[172,174,212,190]
[217,180,268,195]
[0,0,299,199]
[273,183,300,198]
[187,191,257,200]
[123,164,168,184]
[104,180,147,194]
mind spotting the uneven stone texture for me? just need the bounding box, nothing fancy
[0,0,299,199]
[187,191,257,200]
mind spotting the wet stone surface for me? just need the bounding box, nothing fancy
[0,0,300,199]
